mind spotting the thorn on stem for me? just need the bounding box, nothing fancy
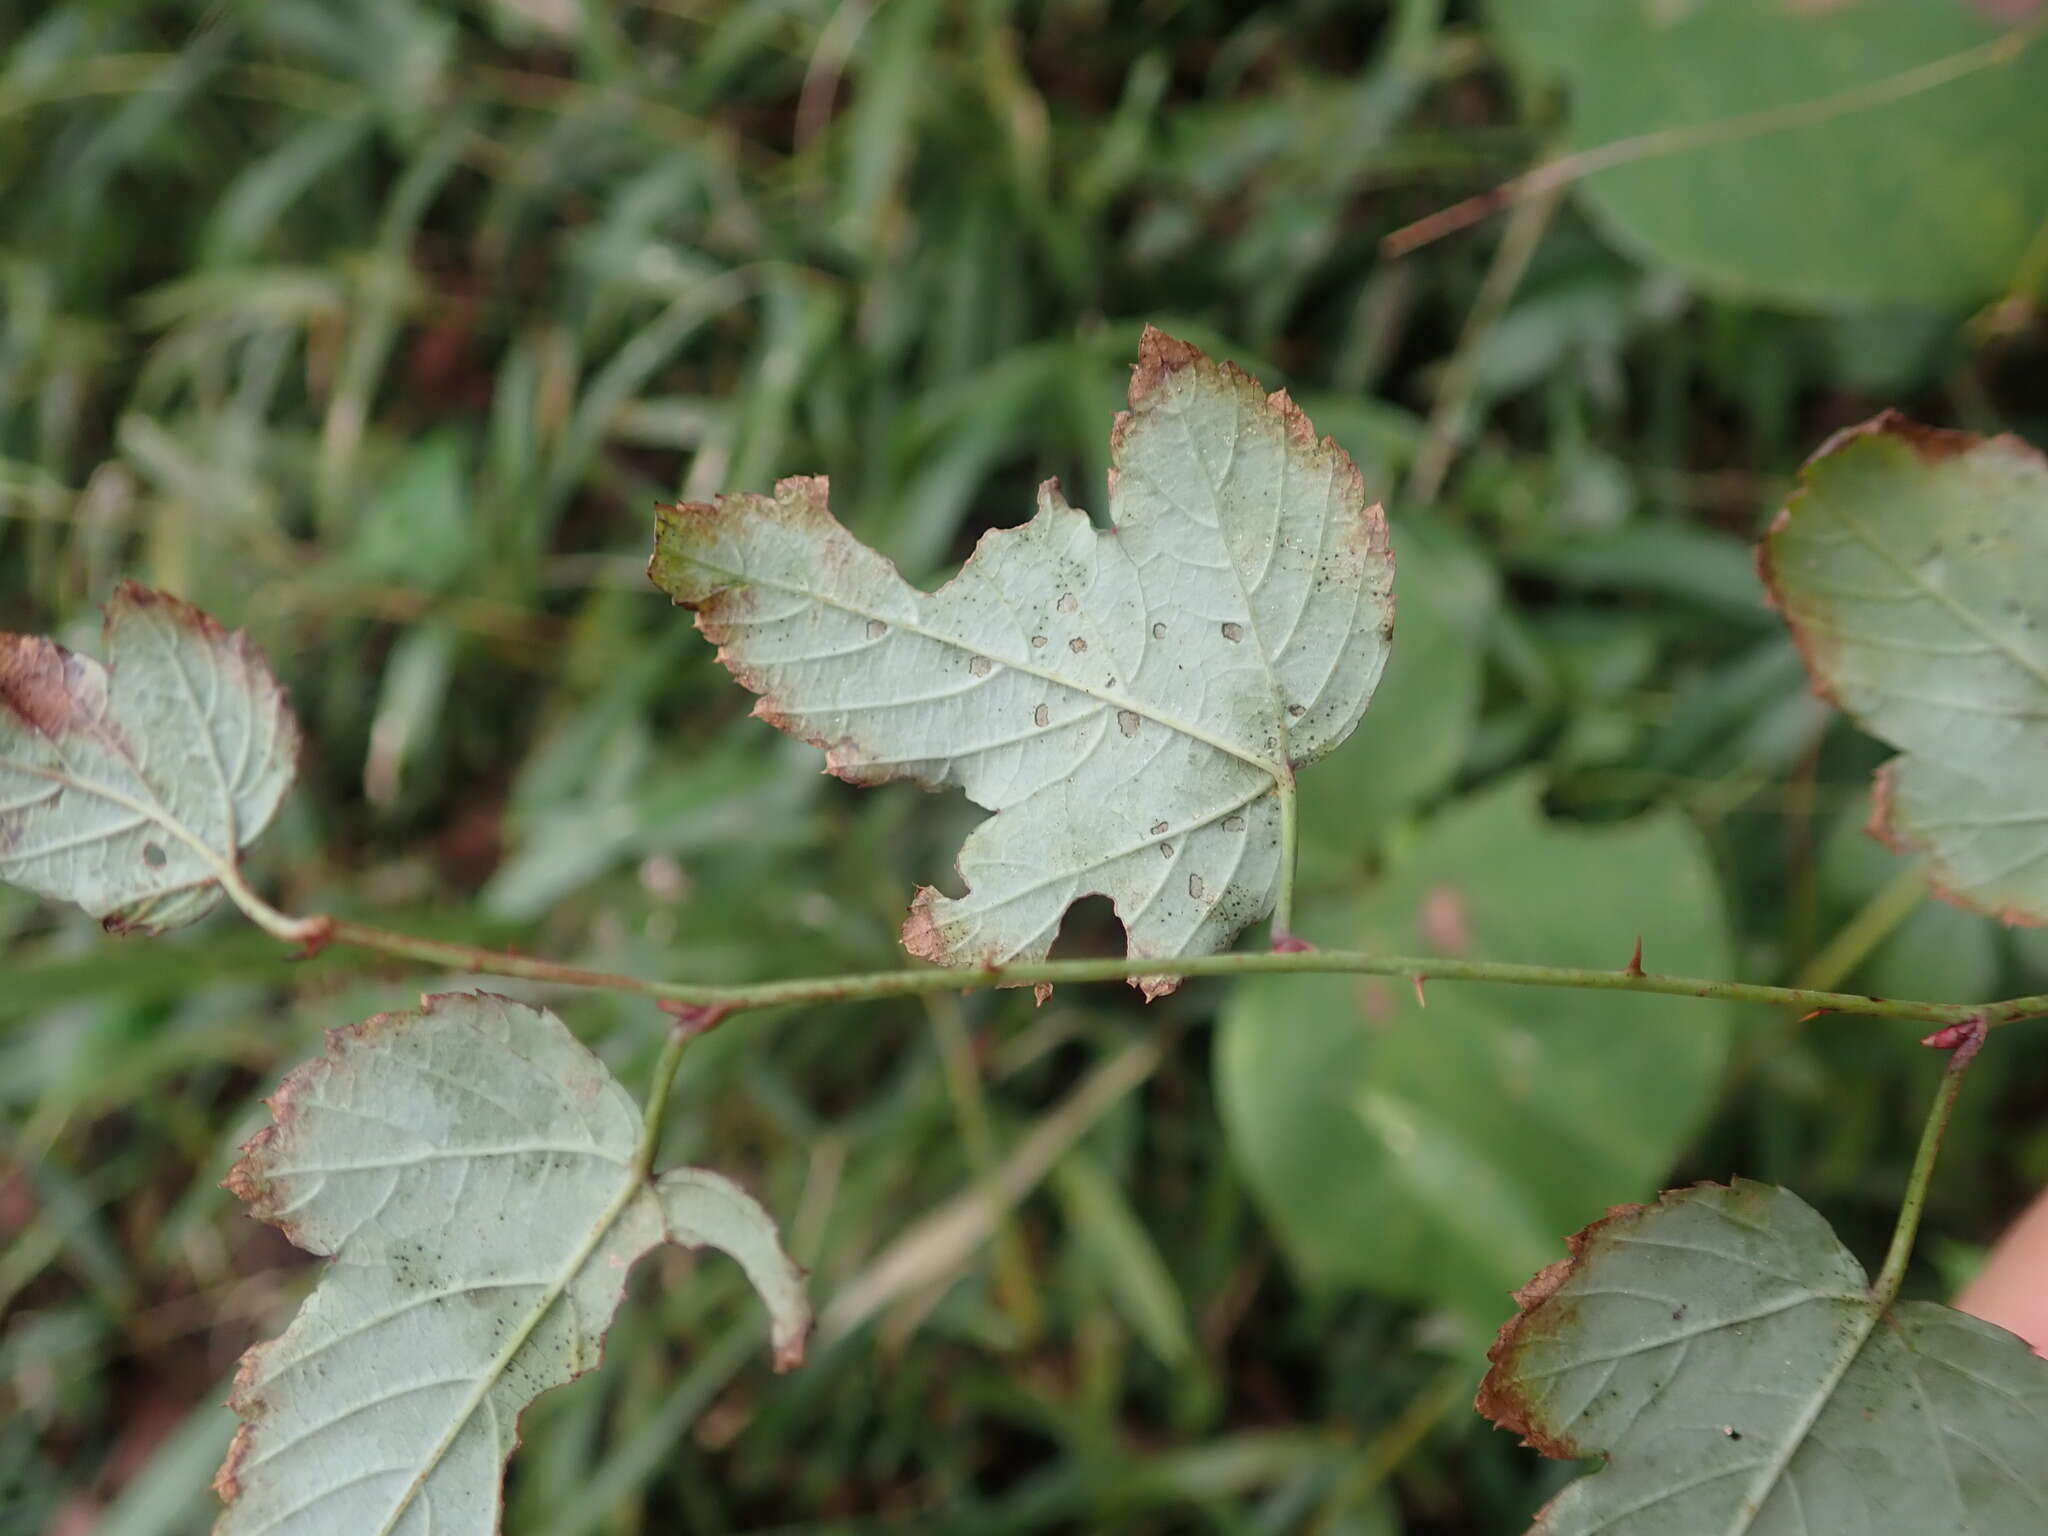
[1796,1008,1830,1025]
[1272,934,1313,954]
[659,1000,733,1040]
[1624,935,1645,978]
[1412,974,1428,1009]
[1033,982,1053,1007]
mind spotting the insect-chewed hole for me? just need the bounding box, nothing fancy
[142,842,168,869]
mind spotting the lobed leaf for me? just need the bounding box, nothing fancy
[1761,413,2048,925]
[0,583,298,933]
[650,328,1394,993]
[1479,1180,2048,1533]
[215,993,809,1536]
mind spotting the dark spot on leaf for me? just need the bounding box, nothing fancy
[143,842,167,868]
[1069,637,1087,654]
[1221,622,1244,643]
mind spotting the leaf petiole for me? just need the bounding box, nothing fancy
[1872,1016,1988,1307]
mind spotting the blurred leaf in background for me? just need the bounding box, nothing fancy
[1219,777,1732,1332]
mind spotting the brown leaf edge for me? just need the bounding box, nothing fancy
[1756,412,2048,927]
[1475,1180,1782,1463]
[0,582,301,935]
[650,327,1389,1000]
[211,993,811,1511]
[1755,411,1984,712]
[214,1005,410,1506]
[1865,760,2048,929]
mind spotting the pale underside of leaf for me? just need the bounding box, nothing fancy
[649,328,1394,993]
[1479,1181,2048,1535]
[215,993,809,1536]
[1763,412,2048,926]
[0,583,298,933]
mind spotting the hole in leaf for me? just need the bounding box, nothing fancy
[142,843,168,869]
[1045,894,1121,959]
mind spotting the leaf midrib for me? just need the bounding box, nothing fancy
[1825,498,2048,706]
[694,562,1287,779]
[373,1163,647,1536]
[0,754,230,884]
[1719,1294,1882,1535]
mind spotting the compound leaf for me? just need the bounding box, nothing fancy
[650,328,1394,992]
[1480,1180,2048,1533]
[215,993,809,1536]
[0,584,298,933]
[1762,413,2048,925]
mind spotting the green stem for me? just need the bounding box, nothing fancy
[286,914,1997,1027]
[1871,1019,1987,1307]
[1271,775,1300,940]
[633,1021,699,1177]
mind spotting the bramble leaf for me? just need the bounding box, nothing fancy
[0,584,298,933]
[216,993,809,1536]
[1480,1181,2048,1533]
[1218,779,1730,1327]
[650,328,1394,992]
[1762,413,2048,925]
[1489,0,2048,308]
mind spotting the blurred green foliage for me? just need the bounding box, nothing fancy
[3,1,2046,1531]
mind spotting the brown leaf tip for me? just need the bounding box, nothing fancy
[0,633,87,738]
[1803,408,1981,471]
[1133,323,1204,388]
